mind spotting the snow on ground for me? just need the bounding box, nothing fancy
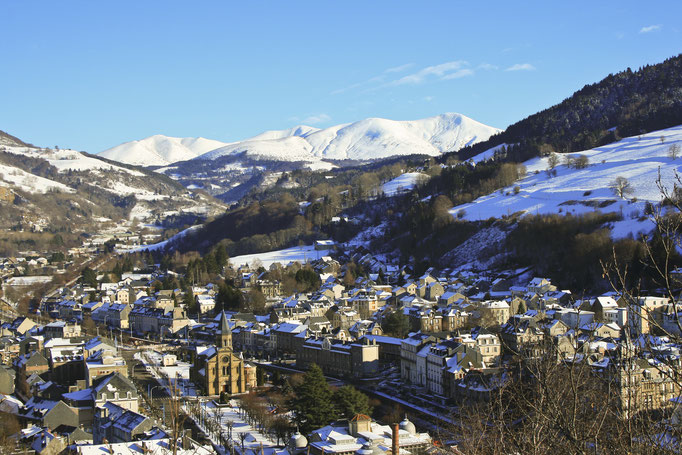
[305,160,337,171]
[6,276,53,286]
[0,163,74,194]
[3,145,146,176]
[230,245,331,268]
[382,172,429,196]
[100,135,231,167]
[187,400,283,455]
[440,225,511,270]
[122,225,203,253]
[345,221,389,248]
[128,203,153,221]
[135,351,197,397]
[199,113,499,163]
[449,125,682,239]
[470,143,509,163]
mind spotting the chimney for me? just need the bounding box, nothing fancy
[182,429,193,450]
[392,423,399,455]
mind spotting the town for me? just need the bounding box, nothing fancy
[0,231,680,454]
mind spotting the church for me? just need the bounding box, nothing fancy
[190,312,250,396]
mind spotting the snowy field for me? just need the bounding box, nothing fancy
[230,245,332,268]
[382,172,429,196]
[450,125,682,239]
[6,276,53,286]
[123,225,203,253]
[0,163,74,194]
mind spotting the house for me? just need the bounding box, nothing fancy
[458,331,501,366]
[500,318,544,357]
[14,351,50,398]
[527,277,555,294]
[0,365,16,394]
[129,306,189,338]
[613,356,681,417]
[478,300,510,326]
[0,316,36,336]
[92,401,156,444]
[555,308,595,329]
[350,289,380,320]
[44,321,81,339]
[271,321,308,354]
[63,372,139,427]
[400,333,436,387]
[84,349,128,386]
[425,281,445,301]
[18,397,79,431]
[628,296,669,335]
[362,334,402,364]
[18,427,67,455]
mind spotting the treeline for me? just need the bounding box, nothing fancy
[172,157,420,255]
[448,54,682,163]
[505,211,676,291]
[416,160,526,206]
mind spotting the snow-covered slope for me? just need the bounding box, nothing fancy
[100,135,231,167]
[383,172,429,196]
[449,125,682,239]
[0,141,226,230]
[199,113,500,162]
[101,113,499,167]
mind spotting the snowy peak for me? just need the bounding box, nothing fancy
[245,125,320,142]
[99,134,230,167]
[199,112,500,163]
[99,113,499,167]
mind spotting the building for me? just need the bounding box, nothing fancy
[308,414,431,455]
[478,300,510,326]
[190,312,249,396]
[44,321,81,339]
[296,336,380,378]
[129,306,190,338]
[400,333,436,387]
[92,401,156,444]
[63,372,139,427]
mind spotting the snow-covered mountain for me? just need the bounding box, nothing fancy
[100,135,231,167]
[0,138,226,231]
[197,113,499,163]
[99,113,499,167]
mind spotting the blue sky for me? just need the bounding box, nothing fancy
[1,1,680,153]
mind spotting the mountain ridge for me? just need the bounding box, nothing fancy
[99,112,500,167]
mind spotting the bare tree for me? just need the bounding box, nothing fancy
[668,143,680,160]
[547,152,560,177]
[610,176,634,198]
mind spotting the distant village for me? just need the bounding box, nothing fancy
[0,232,681,454]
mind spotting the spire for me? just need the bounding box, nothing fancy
[220,311,231,334]
[218,311,232,350]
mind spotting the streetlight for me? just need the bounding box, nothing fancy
[148,384,164,400]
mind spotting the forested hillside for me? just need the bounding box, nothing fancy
[451,54,682,163]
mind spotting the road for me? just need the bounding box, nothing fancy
[124,347,211,444]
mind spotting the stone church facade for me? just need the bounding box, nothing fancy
[191,312,247,396]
